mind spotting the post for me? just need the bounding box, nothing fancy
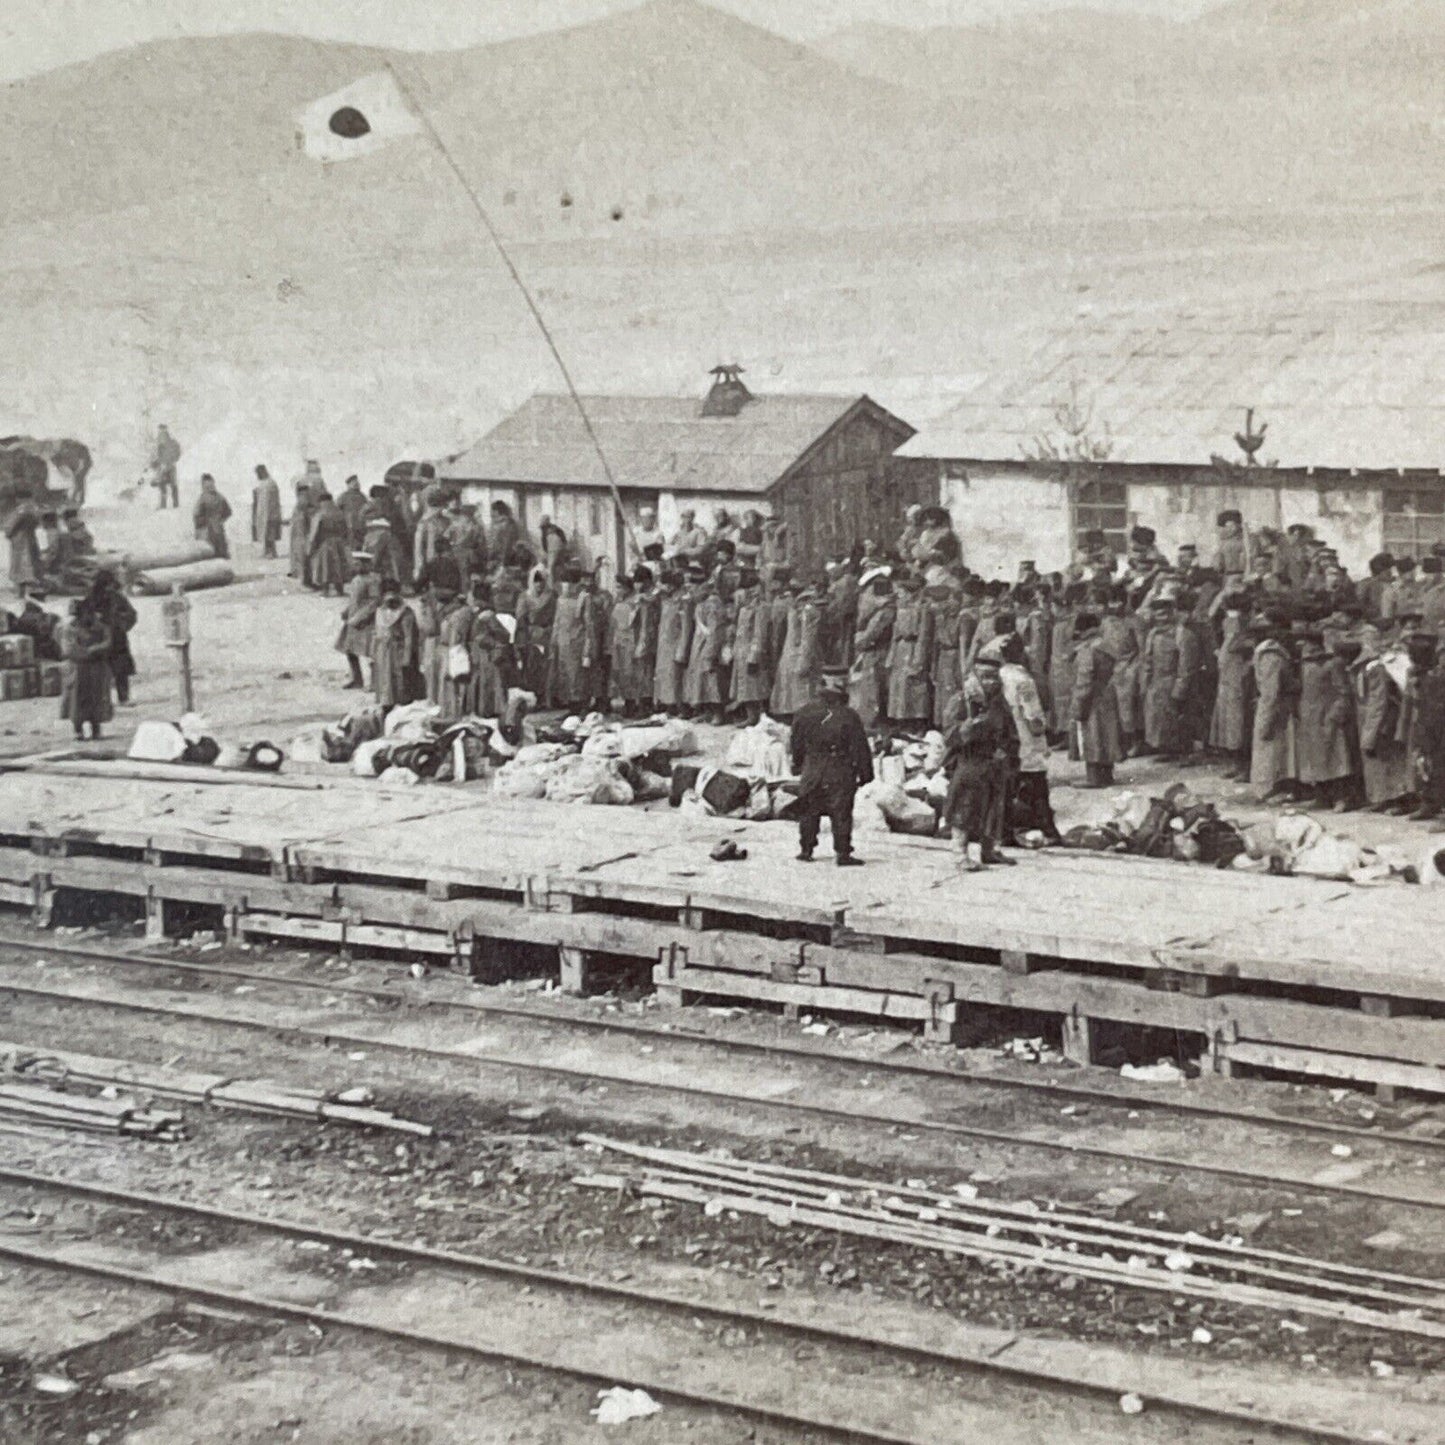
[161,584,194,712]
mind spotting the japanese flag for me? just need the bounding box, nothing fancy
[296,72,422,162]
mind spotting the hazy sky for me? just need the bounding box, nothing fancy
[1,0,1220,81]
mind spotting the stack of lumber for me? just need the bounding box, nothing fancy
[580,1135,1445,1341]
[0,1080,184,1140]
[6,1043,432,1137]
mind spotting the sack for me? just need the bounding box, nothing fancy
[700,769,751,816]
[128,720,187,763]
[446,644,471,680]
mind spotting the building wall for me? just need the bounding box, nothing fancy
[941,466,1072,576]
[772,409,927,572]
[938,461,1387,576]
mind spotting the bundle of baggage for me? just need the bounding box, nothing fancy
[1067,785,1419,884]
[129,713,283,772]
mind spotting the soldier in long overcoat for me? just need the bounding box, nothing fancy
[1141,599,1202,758]
[252,465,283,558]
[1020,590,1053,719]
[435,592,477,717]
[652,571,693,713]
[630,566,660,714]
[467,585,512,719]
[1249,624,1299,798]
[1355,622,1413,811]
[1295,632,1362,808]
[683,575,726,718]
[729,572,771,725]
[607,574,640,711]
[848,574,894,730]
[1209,599,1254,777]
[886,573,933,729]
[1069,612,1124,786]
[1047,588,1079,738]
[926,584,962,730]
[336,553,379,690]
[771,585,822,719]
[1097,587,1141,754]
[288,484,315,586]
[308,492,351,596]
[370,587,421,707]
[514,570,556,699]
[547,569,595,712]
[942,660,1018,870]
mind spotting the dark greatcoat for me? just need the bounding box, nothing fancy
[193,491,232,559]
[729,593,771,706]
[1047,610,1076,734]
[1356,653,1412,804]
[435,599,476,717]
[370,600,421,707]
[1209,612,1253,753]
[336,572,379,658]
[926,590,962,729]
[515,585,556,699]
[653,589,693,707]
[790,694,874,851]
[942,680,1018,839]
[1250,639,1298,792]
[252,476,282,548]
[1296,647,1359,785]
[92,589,136,688]
[60,616,113,727]
[1069,634,1124,766]
[848,594,894,728]
[308,500,350,591]
[1100,614,1141,737]
[771,598,821,716]
[337,486,368,550]
[632,590,660,700]
[886,592,933,723]
[1022,605,1053,716]
[607,593,640,704]
[547,590,595,707]
[684,589,726,707]
[1141,621,1203,754]
[468,609,512,718]
[288,493,314,583]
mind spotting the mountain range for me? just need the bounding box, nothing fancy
[0,0,1441,485]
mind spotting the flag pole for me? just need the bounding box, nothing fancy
[382,61,642,563]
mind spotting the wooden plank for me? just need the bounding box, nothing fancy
[1220,1041,1445,1096]
[652,962,958,1024]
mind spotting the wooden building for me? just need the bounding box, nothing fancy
[899,307,1445,577]
[439,369,923,575]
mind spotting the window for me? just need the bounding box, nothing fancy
[1071,475,1129,555]
[1383,484,1445,559]
[588,495,603,535]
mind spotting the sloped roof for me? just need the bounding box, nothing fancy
[899,307,1445,472]
[441,391,908,494]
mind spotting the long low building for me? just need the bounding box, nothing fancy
[439,368,928,575]
[899,306,1445,576]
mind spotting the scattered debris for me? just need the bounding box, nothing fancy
[591,1386,663,1425]
[1370,1360,1396,1379]
[32,1373,80,1396]
[1120,1060,1184,1084]
[1119,1393,1145,1415]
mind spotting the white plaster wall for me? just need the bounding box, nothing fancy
[942,468,1072,577]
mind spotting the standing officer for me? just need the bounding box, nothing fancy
[790,667,874,867]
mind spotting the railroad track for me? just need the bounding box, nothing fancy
[0,1166,1399,1445]
[6,932,1438,1155]
[4,949,1444,1215]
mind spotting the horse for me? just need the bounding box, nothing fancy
[0,436,93,506]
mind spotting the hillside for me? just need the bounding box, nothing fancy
[0,0,1443,494]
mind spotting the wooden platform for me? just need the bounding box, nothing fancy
[2,769,1444,1098]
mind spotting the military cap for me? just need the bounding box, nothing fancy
[1216,509,1242,526]
[1072,610,1101,638]
[1130,525,1156,547]
[819,667,849,693]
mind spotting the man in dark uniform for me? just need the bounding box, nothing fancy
[790,667,873,867]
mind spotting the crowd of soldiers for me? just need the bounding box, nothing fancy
[321,485,1445,833]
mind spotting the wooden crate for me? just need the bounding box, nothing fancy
[0,635,35,669]
[0,668,28,702]
[38,663,63,698]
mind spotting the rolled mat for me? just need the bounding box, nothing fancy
[123,540,215,573]
[132,559,235,595]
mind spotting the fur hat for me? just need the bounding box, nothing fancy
[1216,509,1242,526]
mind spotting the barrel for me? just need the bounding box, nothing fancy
[132,559,235,595]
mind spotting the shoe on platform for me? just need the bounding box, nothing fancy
[836,855,864,868]
[796,851,814,863]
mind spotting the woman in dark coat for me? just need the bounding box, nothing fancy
[942,659,1019,871]
[60,601,113,739]
[87,570,137,705]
